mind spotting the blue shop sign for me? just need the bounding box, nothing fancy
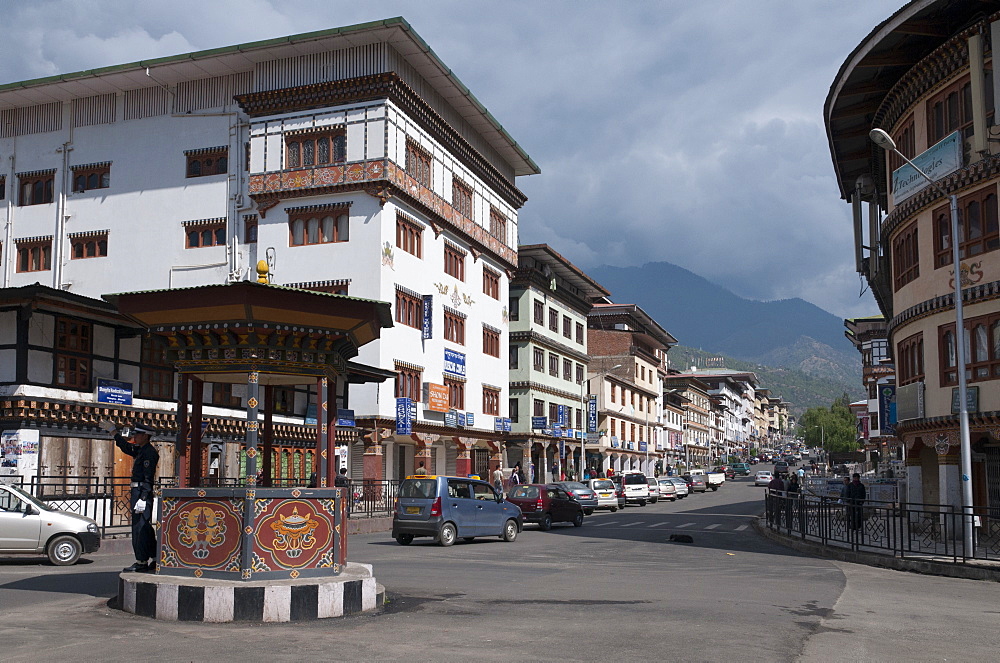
[337,409,355,427]
[445,411,458,427]
[395,397,413,435]
[444,348,466,377]
[422,295,433,340]
[531,416,548,430]
[611,436,619,448]
[587,395,597,433]
[465,413,474,428]
[96,379,133,406]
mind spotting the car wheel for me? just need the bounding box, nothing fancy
[502,519,518,542]
[651,498,658,504]
[584,509,594,516]
[439,522,457,547]
[638,500,646,507]
[610,507,618,512]
[395,533,414,546]
[711,486,719,491]
[539,513,553,531]
[573,511,584,527]
[463,537,476,542]
[47,535,81,566]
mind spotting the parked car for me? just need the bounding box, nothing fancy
[646,476,661,503]
[612,472,650,506]
[732,462,752,476]
[392,475,522,546]
[587,478,619,512]
[714,466,736,480]
[0,483,101,565]
[506,484,584,530]
[657,477,678,501]
[554,481,598,515]
[773,461,790,476]
[681,473,708,493]
[667,477,690,498]
[754,470,774,486]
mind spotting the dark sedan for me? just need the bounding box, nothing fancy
[506,484,584,530]
[681,473,707,493]
[554,481,598,515]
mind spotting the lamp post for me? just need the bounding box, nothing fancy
[813,424,825,470]
[581,363,622,479]
[869,128,974,558]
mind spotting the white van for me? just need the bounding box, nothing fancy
[612,472,650,506]
[0,483,101,565]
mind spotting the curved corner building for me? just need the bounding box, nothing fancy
[827,1,1000,510]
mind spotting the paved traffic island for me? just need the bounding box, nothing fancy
[116,562,383,622]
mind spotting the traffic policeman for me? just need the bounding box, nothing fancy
[115,423,159,572]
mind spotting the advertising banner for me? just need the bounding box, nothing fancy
[891,130,962,203]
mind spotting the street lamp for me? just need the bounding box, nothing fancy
[869,127,974,558]
[812,424,825,468]
[581,363,622,479]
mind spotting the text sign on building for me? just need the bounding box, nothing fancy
[96,378,133,406]
[558,404,568,427]
[422,295,433,339]
[952,386,979,414]
[427,383,450,413]
[639,440,647,452]
[878,385,896,437]
[587,395,597,433]
[336,409,355,427]
[532,416,548,430]
[395,397,413,435]
[891,130,962,204]
[444,348,466,378]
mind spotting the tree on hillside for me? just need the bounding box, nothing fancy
[798,393,859,455]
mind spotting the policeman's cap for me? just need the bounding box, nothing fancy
[131,424,156,436]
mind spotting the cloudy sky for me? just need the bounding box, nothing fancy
[1,0,906,318]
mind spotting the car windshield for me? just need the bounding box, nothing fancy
[560,482,587,491]
[623,474,647,485]
[398,478,437,499]
[592,480,614,490]
[508,485,538,499]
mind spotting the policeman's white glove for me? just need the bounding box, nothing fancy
[134,499,147,514]
[98,419,118,434]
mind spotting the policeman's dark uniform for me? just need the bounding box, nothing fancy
[115,424,159,571]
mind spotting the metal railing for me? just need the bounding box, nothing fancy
[764,491,1000,564]
[9,474,400,537]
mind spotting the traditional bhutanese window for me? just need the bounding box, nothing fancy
[285,127,346,169]
[71,162,111,192]
[185,146,228,178]
[405,140,432,188]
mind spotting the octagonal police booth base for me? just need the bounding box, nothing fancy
[116,487,384,621]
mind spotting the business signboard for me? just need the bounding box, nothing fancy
[427,383,450,413]
[878,385,896,437]
[96,378,133,406]
[531,416,548,430]
[951,386,979,414]
[891,131,962,203]
[587,395,597,433]
[639,440,647,452]
[422,295,433,339]
[395,397,413,435]
[444,348,466,377]
[557,404,568,427]
[336,409,355,427]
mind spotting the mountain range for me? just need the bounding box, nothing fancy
[587,262,864,414]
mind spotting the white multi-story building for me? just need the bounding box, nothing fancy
[0,19,538,483]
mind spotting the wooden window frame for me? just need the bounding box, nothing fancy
[576,322,584,344]
[70,234,108,260]
[18,172,54,206]
[186,148,228,178]
[892,221,919,291]
[896,332,924,386]
[933,187,999,268]
[444,244,466,281]
[548,308,558,332]
[288,210,349,247]
[212,383,243,408]
[548,352,559,377]
[452,178,473,220]
[405,140,432,188]
[483,326,500,358]
[575,363,584,385]
[140,336,173,399]
[939,312,1000,386]
[889,116,915,173]
[396,216,423,258]
[509,297,520,321]
[395,289,421,329]
[927,74,974,146]
[509,346,518,369]
[533,347,544,371]
[71,163,111,192]
[395,365,422,401]
[16,239,51,273]
[533,300,544,325]
[483,266,500,299]
[285,129,346,169]
[186,221,226,249]
[562,358,572,381]
[533,399,544,417]
[245,217,258,244]
[54,318,92,390]
[444,309,466,345]
[445,378,465,410]
[489,207,507,244]
[509,398,519,423]
[483,387,500,416]
[562,315,572,339]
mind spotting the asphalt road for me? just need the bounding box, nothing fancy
[2,477,998,662]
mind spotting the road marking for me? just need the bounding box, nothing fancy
[735,524,749,531]
[620,522,639,527]
[648,522,668,528]
[676,522,695,528]
[705,524,720,530]
[596,521,618,526]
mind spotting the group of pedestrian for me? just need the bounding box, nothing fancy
[766,471,802,529]
[840,473,867,530]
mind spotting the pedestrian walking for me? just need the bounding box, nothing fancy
[846,473,867,531]
[767,473,786,527]
[510,463,522,487]
[492,466,503,494]
[334,466,351,514]
[786,474,801,529]
[414,460,427,476]
[108,422,159,573]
